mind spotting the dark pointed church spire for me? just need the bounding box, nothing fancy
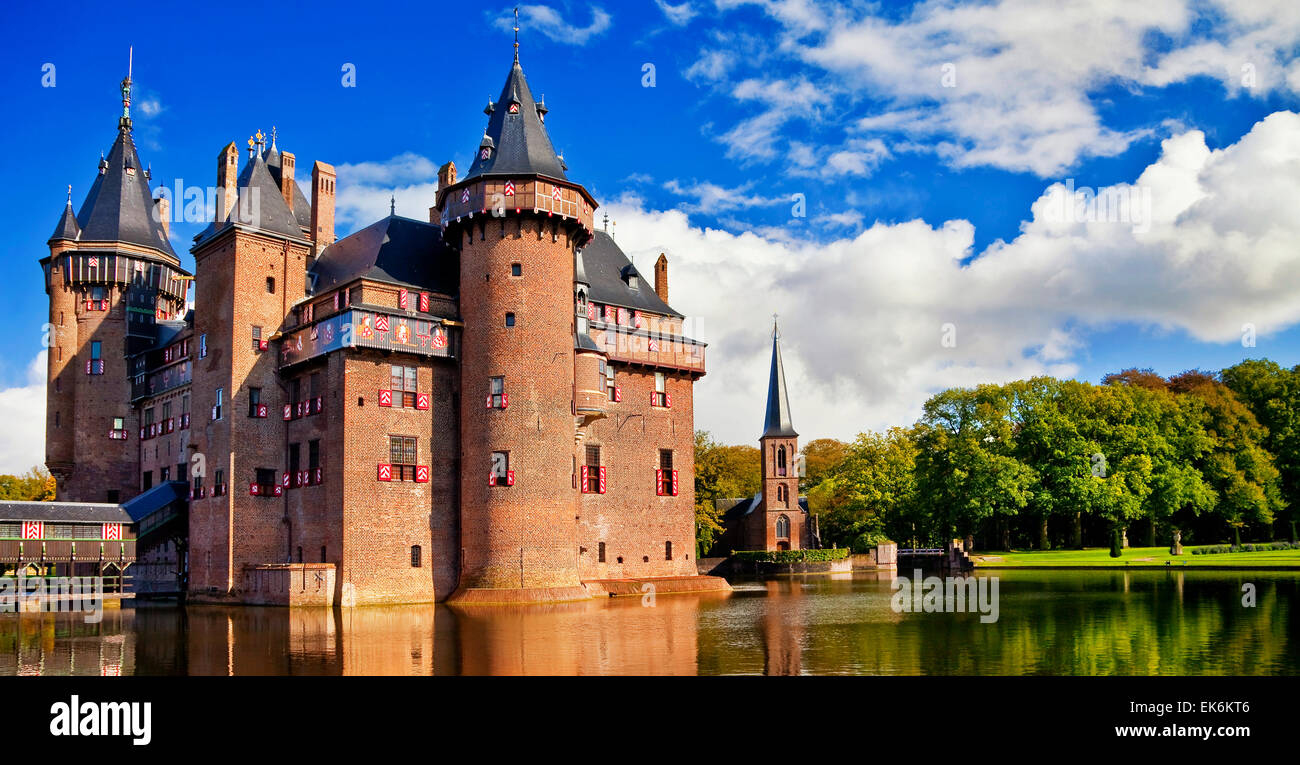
[762,317,797,439]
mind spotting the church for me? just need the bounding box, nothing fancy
[713,321,816,553]
[38,37,728,606]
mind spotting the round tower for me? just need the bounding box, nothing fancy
[439,51,600,603]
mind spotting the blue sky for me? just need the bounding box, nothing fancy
[1,0,1299,468]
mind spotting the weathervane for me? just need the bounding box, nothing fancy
[513,6,520,62]
[390,194,396,216]
[119,46,134,130]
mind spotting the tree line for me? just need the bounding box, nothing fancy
[0,466,55,502]
[695,359,1300,552]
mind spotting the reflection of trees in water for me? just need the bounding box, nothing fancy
[0,572,1295,675]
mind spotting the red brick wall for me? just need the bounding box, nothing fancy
[454,215,583,593]
[577,366,697,580]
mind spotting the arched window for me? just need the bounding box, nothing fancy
[777,446,787,476]
[776,514,790,539]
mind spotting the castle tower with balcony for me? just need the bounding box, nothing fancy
[42,56,190,504]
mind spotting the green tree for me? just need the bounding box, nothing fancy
[0,466,55,501]
[815,427,917,552]
[1222,359,1300,540]
[693,431,761,554]
[800,438,849,486]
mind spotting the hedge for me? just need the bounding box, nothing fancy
[1191,542,1300,555]
[730,548,851,563]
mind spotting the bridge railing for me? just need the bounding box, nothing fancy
[898,548,945,555]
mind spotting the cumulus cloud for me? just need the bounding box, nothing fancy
[697,0,1300,176]
[334,153,441,231]
[0,351,47,475]
[655,0,697,26]
[604,111,1300,444]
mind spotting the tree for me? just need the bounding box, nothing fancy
[1222,359,1300,541]
[815,428,917,552]
[801,439,849,486]
[693,431,761,554]
[0,466,55,501]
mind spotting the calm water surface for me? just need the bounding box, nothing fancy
[2,570,1296,675]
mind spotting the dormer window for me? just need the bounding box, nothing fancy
[621,266,639,290]
[508,102,520,114]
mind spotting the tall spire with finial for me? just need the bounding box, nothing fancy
[513,6,520,63]
[762,313,797,438]
[119,46,133,132]
[390,194,396,216]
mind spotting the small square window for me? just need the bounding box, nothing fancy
[266,277,276,294]
[511,263,522,277]
[505,312,516,327]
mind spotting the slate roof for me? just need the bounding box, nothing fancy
[763,327,798,438]
[122,481,187,524]
[310,215,458,296]
[72,127,175,257]
[195,150,305,245]
[465,59,568,182]
[0,501,132,524]
[263,145,312,232]
[582,231,681,317]
[718,494,809,524]
[50,201,81,241]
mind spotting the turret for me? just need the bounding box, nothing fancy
[757,319,803,550]
[436,43,599,603]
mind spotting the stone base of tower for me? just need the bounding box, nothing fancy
[446,585,595,605]
[582,575,732,598]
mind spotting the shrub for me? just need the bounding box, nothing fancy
[730,548,851,564]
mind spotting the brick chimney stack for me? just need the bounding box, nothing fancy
[311,160,336,254]
[280,151,296,213]
[654,253,669,304]
[217,142,238,222]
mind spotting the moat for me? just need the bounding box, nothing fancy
[3,570,1297,675]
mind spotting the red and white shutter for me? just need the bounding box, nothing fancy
[485,394,494,409]
[22,521,43,539]
[283,404,292,421]
[282,472,291,489]
[598,466,607,494]
[506,470,515,486]
[398,289,409,310]
[656,469,664,496]
[415,465,430,483]
[378,390,393,407]
[376,315,390,332]
[416,393,430,410]
[671,470,679,496]
[313,468,322,485]
[377,464,393,481]
[666,393,672,409]
[102,523,122,540]
[580,465,589,494]
[501,393,509,409]
[651,391,658,407]
[249,483,260,496]
[419,292,430,312]
[273,485,283,497]
[333,292,340,310]
[614,387,622,403]
[488,472,497,487]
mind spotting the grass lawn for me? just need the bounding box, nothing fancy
[972,545,1300,568]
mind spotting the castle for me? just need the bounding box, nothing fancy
[40,43,727,606]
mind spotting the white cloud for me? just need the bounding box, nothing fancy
[0,351,47,475]
[655,0,697,26]
[603,111,1300,444]
[662,178,788,213]
[698,0,1300,176]
[334,153,442,231]
[498,4,613,46]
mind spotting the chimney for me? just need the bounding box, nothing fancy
[280,151,296,214]
[654,253,669,304]
[217,142,238,222]
[311,160,336,254]
[438,161,457,189]
[154,195,170,238]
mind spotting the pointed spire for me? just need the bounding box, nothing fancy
[463,45,568,181]
[513,6,521,63]
[762,315,798,439]
[118,46,134,132]
[390,194,396,216]
[50,191,81,242]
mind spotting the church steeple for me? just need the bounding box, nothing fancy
[762,317,797,439]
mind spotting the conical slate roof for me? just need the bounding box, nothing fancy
[74,128,175,257]
[50,200,81,241]
[197,149,305,243]
[762,324,797,439]
[465,59,567,181]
